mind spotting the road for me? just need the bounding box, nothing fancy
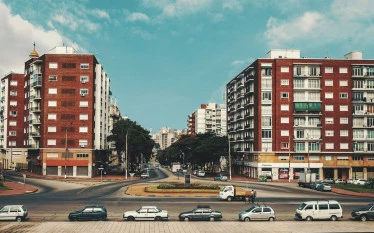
[1,169,371,222]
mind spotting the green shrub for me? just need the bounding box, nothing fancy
[157,183,220,190]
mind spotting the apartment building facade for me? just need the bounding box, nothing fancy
[0,46,111,177]
[227,49,374,181]
[191,103,227,136]
[152,127,182,150]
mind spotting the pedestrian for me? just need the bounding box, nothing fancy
[253,189,257,203]
[251,189,255,203]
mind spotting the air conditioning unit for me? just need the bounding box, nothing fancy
[80,145,86,148]
[80,94,86,97]
[82,81,86,84]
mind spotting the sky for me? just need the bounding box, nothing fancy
[1,0,374,132]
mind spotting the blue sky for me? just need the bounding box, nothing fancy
[1,0,374,132]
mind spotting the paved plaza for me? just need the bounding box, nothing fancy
[0,221,372,233]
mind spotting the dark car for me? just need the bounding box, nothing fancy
[351,203,374,221]
[68,206,107,221]
[178,205,222,221]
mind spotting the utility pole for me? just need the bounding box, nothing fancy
[125,131,128,180]
[288,135,291,182]
[228,137,232,181]
[65,128,68,179]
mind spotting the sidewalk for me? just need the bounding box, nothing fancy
[0,180,38,196]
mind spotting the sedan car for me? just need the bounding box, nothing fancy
[0,205,28,222]
[214,175,228,181]
[316,183,331,192]
[68,206,107,221]
[179,205,222,221]
[355,179,368,185]
[123,206,168,221]
[323,178,335,183]
[335,179,346,184]
[351,203,374,221]
[238,205,276,221]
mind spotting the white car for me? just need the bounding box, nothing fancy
[335,179,345,184]
[355,179,368,185]
[141,172,149,179]
[123,206,168,221]
[0,205,28,222]
[197,170,205,177]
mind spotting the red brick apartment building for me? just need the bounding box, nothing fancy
[0,46,112,177]
[227,49,374,181]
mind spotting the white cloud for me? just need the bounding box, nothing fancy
[131,27,154,40]
[142,0,213,18]
[0,2,64,76]
[222,0,243,12]
[126,12,150,22]
[91,9,110,19]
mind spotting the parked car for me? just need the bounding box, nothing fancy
[0,205,28,222]
[347,179,356,184]
[123,206,168,221]
[310,181,322,190]
[238,205,276,221]
[68,206,107,221]
[214,174,228,181]
[323,178,335,183]
[351,203,374,221]
[140,172,149,179]
[178,205,222,221]
[295,200,342,221]
[335,179,346,184]
[316,183,331,192]
[355,179,368,185]
[197,170,206,177]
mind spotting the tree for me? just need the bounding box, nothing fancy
[107,119,154,171]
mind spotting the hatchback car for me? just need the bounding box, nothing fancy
[317,183,331,192]
[0,205,28,222]
[123,206,168,221]
[68,206,107,221]
[214,175,228,181]
[179,205,222,221]
[351,203,374,221]
[238,205,275,221]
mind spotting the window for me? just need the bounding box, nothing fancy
[79,114,88,120]
[9,121,16,126]
[10,111,17,117]
[280,117,289,123]
[10,81,17,86]
[330,204,341,210]
[324,155,332,161]
[325,105,333,111]
[48,101,57,107]
[325,117,334,124]
[47,139,56,146]
[49,75,57,81]
[262,92,271,101]
[80,101,88,107]
[46,153,58,158]
[48,126,57,132]
[339,67,348,73]
[325,143,334,149]
[80,76,89,83]
[281,130,289,136]
[280,142,289,149]
[10,100,17,107]
[325,67,333,73]
[10,90,17,96]
[337,156,348,161]
[294,156,305,161]
[353,156,363,161]
[339,93,348,99]
[281,104,289,111]
[262,130,271,138]
[319,204,328,210]
[339,80,348,86]
[325,80,333,86]
[49,62,58,69]
[281,66,289,72]
[80,63,89,69]
[77,153,89,158]
[340,130,348,136]
[340,117,348,124]
[281,79,289,85]
[79,140,88,147]
[325,130,334,137]
[79,127,88,133]
[48,114,57,120]
[262,116,271,127]
[9,131,16,136]
[80,89,88,96]
[340,143,349,149]
[48,88,57,94]
[281,92,289,98]
[340,105,348,111]
[325,92,333,99]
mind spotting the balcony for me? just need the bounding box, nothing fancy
[30,119,41,125]
[30,132,41,137]
[30,94,41,100]
[31,81,42,88]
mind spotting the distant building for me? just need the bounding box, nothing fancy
[189,103,227,136]
[152,127,183,150]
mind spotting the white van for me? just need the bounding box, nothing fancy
[295,200,343,221]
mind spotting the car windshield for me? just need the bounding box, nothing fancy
[21,206,27,211]
[297,203,307,210]
[245,206,257,212]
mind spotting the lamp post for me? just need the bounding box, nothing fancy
[288,135,291,182]
[228,136,232,181]
[125,131,128,180]
[64,128,68,179]
[98,167,104,183]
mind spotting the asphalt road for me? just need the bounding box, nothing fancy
[1,170,372,222]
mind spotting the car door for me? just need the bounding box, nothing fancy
[251,207,263,220]
[317,203,329,219]
[303,204,315,219]
[82,207,93,220]
[0,206,10,220]
[138,208,148,220]
[192,208,203,220]
[368,206,374,220]
[202,208,212,220]
[147,208,157,220]
[262,207,272,220]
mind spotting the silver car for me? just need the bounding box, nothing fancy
[123,206,168,221]
[239,205,275,221]
[0,205,28,222]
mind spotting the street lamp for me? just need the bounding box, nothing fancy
[288,135,291,182]
[64,127,68,179]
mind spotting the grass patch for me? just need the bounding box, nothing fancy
[157,183,220,190]
[332,184,374,193]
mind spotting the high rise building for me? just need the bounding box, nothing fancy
[152,127,182,150]
[0,45,111,177]
[227,49,374,181]
[191,103,227,136]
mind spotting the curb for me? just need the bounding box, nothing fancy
[331,187,374,197]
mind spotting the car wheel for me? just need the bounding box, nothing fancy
[155,216,162,221]
[227,196,233,202]
[244,217,250,222]
[184,217,190,221]
[209,217,215,222]
[360,215,368,222]
[268,217,275,221]
[330,215,337,221]
[16,217,22,222]
[306,216,313,221]
[128,216,135,221]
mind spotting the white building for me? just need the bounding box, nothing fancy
[194,103,227,136]
[152,127,182,150]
